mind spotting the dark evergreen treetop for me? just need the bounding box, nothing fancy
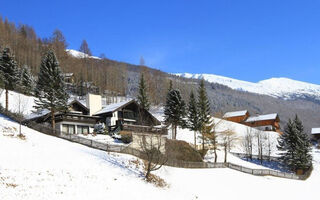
[0,47,19,90]
[187,90,200,132]
[19,65,34,95]
[277,115,312,171]
[198,79,211,126]
[34,50,69,112]
[137,73,150,111]
[164,89,186,127]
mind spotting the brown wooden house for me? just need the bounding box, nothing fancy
[311,128,320,141]
[223,110,249,123]
[243,113,281,133]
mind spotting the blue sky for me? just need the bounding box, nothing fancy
[1,0,320,84]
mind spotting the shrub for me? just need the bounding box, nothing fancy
[120,131,132,144]
[165,139,203,162]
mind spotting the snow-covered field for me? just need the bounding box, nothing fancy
[176,72,320,100]
[0,114,319,200]
[0,90,36,115]
[78,133,128,146]
[171,116,280,156]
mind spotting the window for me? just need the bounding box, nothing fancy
[77,126,83,134]
[77,125,89,135]
[62,124,75,134]
[62,124,68,133]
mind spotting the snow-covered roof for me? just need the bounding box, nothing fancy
[223,110,248,118]
[311,128,320,135]
[68,99,88,109]
[25,109,50,120]
[93,100,133,116]
[245,113,278,123]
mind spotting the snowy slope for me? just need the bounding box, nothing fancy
[0,89,37,115]
[150,107,279,156]
[66,49,101,60]
[174,117,280,156]
[176,73,320,100]
[1,114,320,200]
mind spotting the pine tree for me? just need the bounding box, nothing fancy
[19,65,34,95]
[34,50,69,132]
[197,79,211,150]
[0,47,19,111]
[137,73,150,111]
[293,115,312,171]
[164,88,186,139]
[187,91,200,147]
[277,115,312,172]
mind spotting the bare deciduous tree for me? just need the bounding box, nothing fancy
[139,134,167,181]
[255,130,266,164]
[243,127,254,160]
[16,94,28,136]
[202,117,224,162]
[220,128,238,163]
[264,133,274,161]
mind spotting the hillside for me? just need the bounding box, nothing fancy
[65,50,320,133]
[1,114,320,200]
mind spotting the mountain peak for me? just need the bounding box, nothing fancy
[176,73,320,100]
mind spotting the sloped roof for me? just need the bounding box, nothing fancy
[311,128,320,135]
[93,99,133,116]
[245,113,279,123]
[223,110,248,118]
[68,99,89,111]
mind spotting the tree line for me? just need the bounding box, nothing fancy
[0,17,191,104]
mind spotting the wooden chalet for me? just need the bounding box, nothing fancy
[243,113,281,133]
[223,110,281,133]
[311,128,320,141]
[26,94,166,136]
[223,110,249,123]
[93,99,161,130]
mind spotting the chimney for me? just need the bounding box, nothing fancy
[86,93,102,116]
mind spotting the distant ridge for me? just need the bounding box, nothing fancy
[175,73,320,101]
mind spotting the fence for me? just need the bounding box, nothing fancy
[230,152,280,162]
[2,112,310,181]
[120,147,310,180]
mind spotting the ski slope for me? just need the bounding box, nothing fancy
[0,114,319,200]
[176,73,320,100]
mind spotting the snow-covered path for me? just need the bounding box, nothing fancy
[0,114,319,200]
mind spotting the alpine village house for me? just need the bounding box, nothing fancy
[223,110,282,133]
[27,94,166,136]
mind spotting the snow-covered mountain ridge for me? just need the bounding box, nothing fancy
[66,49,101,60]
[176,73,320,100]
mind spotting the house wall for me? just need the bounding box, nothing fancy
[130,132,166,154]
[313,134,320,141]
[87,93,102,116]
[243,119,280,132]
[56,121,95,134]
[225,114,248,123]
